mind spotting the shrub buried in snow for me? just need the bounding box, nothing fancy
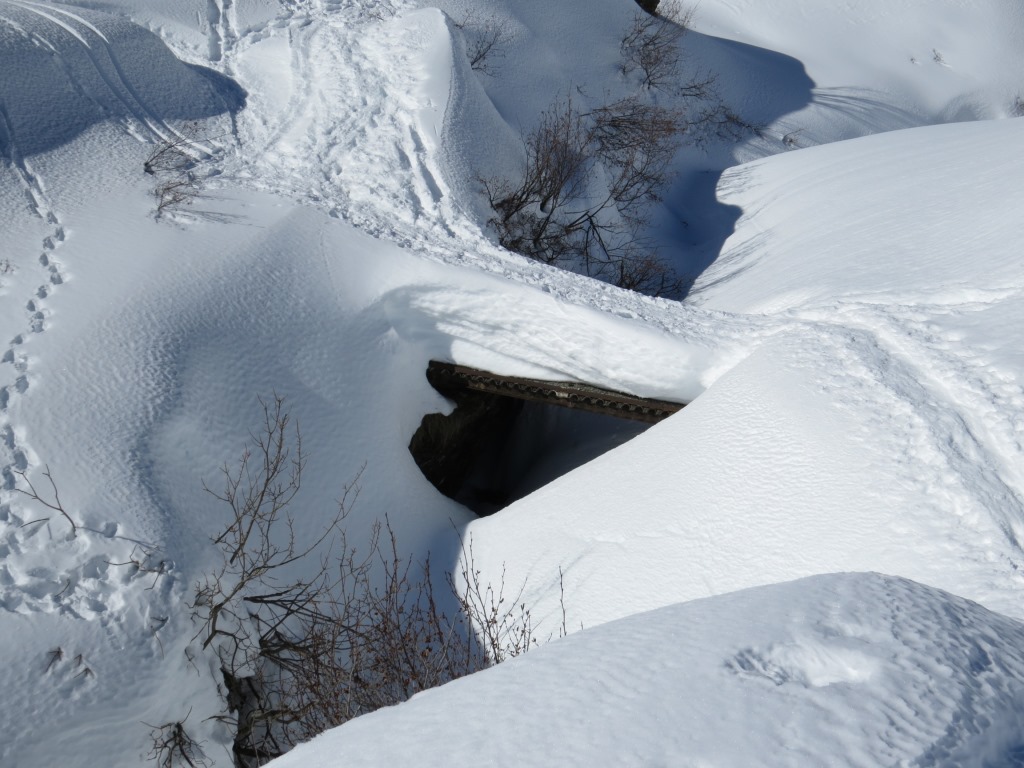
[190,395,539,766]
[481,2,753,298]
[482,95,686,297]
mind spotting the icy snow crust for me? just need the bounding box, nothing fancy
[0,0,1023,765]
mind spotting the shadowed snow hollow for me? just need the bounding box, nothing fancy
[0,0,244,159]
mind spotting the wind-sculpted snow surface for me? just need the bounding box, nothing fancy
[0,176,732,765]
[267,574,1024,768]
[693,119,1024,312]
[694,0,1024,137]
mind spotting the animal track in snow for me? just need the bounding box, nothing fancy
[0,497,174,621]
[728,641,879,688]
[42,646,98,700]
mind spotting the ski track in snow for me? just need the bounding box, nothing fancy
[2,0,175,139]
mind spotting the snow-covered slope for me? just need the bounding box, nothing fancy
[465,116,1024,633]
[0,0,242,158]
[696,0,1024,138]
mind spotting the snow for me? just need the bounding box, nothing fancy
[694,0,1024,131]
[1,0,1024,765]
[269,574,1024,768]
[0,0,243,158]
[693,118,1024,311]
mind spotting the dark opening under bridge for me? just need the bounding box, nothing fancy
[411,362,689,515]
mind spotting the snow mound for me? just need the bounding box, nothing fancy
[267,573,1024,768]
[0,0,244,160]
[695,0,1024,140]
[693,118,1024,312]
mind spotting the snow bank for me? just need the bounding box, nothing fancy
[0,157,721,765]
[268,573,1024,768]
[4,0,1024,765]
[694,118,1024,312]
[695,0,1024,140]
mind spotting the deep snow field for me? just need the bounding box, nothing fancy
[2,0,1024,765]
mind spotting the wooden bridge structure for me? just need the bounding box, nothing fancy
[426,361,686,424]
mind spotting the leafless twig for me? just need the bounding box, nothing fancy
[455,11,511,75]
[144,710,208,768]
[192,395,541,766]
[14,465,77,535]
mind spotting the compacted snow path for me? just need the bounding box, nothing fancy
[796,297,1024,545]
[219,0,462,247]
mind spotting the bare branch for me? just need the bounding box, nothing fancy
[482,95,686,297]
[144,711,208,768]
[14,465,77,535]
[192,395,541,765]
[145,122,217,219]
[620,1,693,92]
[456,12,512,75]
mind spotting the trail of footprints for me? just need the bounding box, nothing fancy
[0,161,176,666]
[0,155,89,617]
[1,157,64,489]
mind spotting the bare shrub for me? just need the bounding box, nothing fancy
[361,0,398,22]
[620,0,757,147]
[621,0,694,92]
[482,95,686,297]
[278,524,535,746]
[144,713,208,768]
[14,465,78,536]
[193,395,539,766]
[454,11,512,75]
[449,534,535,663]
[478,2,760,295]
[144,122,211,219]
[154,174,202,218]
[189,393,344,762]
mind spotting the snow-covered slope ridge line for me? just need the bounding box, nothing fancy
[269,573,1024,768]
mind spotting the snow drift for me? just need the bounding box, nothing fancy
[269,573,1024,768]
[2,0,1024,765]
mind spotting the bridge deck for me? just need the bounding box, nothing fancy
[426,361,686,424]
